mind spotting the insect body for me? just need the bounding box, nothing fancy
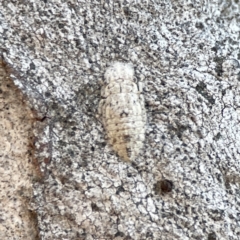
[99,62,146,161]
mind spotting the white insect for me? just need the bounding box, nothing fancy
[99,62,146,161]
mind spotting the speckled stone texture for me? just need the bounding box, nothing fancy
[1,0,240,239]
[0,62,39,239]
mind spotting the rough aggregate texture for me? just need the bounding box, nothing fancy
[1,0,240,239]
[0,62,39,239]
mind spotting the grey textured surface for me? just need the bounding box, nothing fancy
[1,0,240,239]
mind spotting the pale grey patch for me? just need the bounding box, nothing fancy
[99,62,146,161]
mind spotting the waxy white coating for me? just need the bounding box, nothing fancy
[99,62,146,161]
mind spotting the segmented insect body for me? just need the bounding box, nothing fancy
[99,62,146,161]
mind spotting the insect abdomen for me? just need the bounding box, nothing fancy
[100,62,146,161]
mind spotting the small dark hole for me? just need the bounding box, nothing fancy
[154,179,173,194]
